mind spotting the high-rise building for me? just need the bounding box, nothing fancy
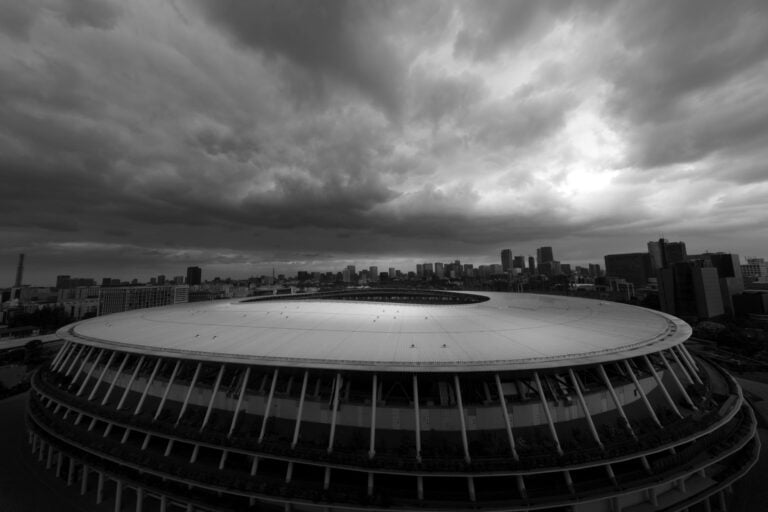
[604,253,653,288]
[434,262,445,278]
[513,256,525,270]
[648,239,687,269]
[186,266,202,286]
[388,267,395,279]
[742,258,767,282]
[536,246,554,264]
[501,249,512,271]
[589,263,602,278]
[369,266,378,282]
[416,264,424,278]
[14,253,24,287]
[56,275,71,289]
[688,253,744,315]
[157,275,166,285]
[659,261,724,319]
[423,263,434,277]
[528,256,536,273]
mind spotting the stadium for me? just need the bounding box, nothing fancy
[28,290,759,511]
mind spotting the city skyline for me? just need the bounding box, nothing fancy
[3,1,768,286]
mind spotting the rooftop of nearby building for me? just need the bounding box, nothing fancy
[58,290,691,372]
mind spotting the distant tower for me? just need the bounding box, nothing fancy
[501,249,512,272]
[14,253,25,287]
[186,266,202,286]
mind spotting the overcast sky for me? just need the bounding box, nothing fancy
[2,0,768,286]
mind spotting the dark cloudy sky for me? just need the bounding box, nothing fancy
[3,0,768,285]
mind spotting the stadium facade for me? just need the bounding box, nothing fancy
[28,290,759,511]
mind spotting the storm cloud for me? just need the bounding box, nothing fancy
[2,0,768,284]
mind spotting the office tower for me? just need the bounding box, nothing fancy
[536,247,554,264]
[648,239,687,269]
[56,275,71,289]
[528,256,536,273]
[434,262,445,278]
[423,263,434,276]
[501,249,512,272]
[157,275,166,285]
[14,253,24,287]
[416,264,424,278]
[369,266,378,282]
[604,253,654,287]
[741,258,767,282]
[513,256,525,270]
[388,267,395,279]
[658,260,724,318]
[688,253,744,316]
[589,263,601,277]
[186,266,202,286]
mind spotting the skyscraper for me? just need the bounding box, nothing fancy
[536,246,554,264]
[604,253,653,287]
[14,253,24,287]
[501,249,512,272]
[648,239,687,269]
[186,266,202,286]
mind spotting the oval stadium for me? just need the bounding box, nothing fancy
[27,290,760,512]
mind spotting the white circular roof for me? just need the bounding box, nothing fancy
[59,291,691,372]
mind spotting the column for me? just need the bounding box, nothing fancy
[101,353,130,406]
[534,372,563,456]
[117,355,146,410]
[290,370,308,448]
[134,358,163,415]
[154,360,181,421]
[89,351,116,401]
[668,348,695,385]
[70,346,96,388]
[258,368,279,443]
[659,352,697,409]
[56,342,78,373]
[598,364,637,439]
[623,360,662,427]
[494,373,519,461]
[467,477,476,502]
[676,345,702,384]
[200,364,226,430]
[64,344,85,377]
[81,464,88,495]
[413,374,422,462]
[114,478,122,512]
[175,362,202,425]
[369,373,377,459]
[56,450,63,477]
[229,366,252,438]
[64,456,73,485]
[569,368,603,450]
[77,349,105,396]
[417,475,424,500]
[326,373,342,453]
[643,355,683,418]
[50,341,71,371]
[136,487,144,512]
[96,471,104,504]
[453,374,472,463]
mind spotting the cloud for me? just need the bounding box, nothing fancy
[2,0,768,284]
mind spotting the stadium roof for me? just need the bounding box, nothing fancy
[59,291,691,372]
